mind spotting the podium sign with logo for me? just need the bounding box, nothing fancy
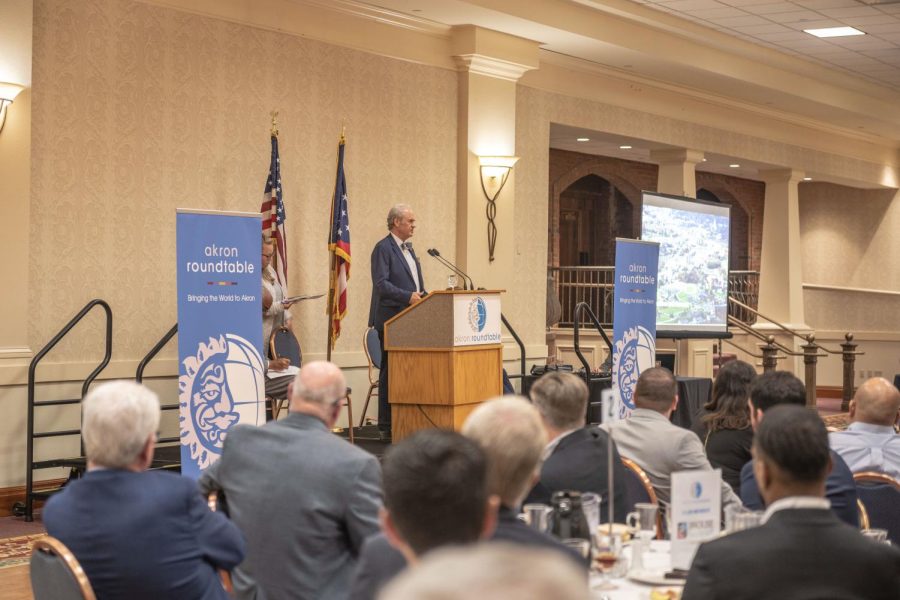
[176,209,267,479]
[452,294,501,346]
[384,290,505,442]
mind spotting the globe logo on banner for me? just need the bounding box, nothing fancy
[467,297,487,333]
[178,334,265,469]
[613,325,656,416]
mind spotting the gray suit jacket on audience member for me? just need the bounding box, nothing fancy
[199,412,382,600]
[602,408,741,510]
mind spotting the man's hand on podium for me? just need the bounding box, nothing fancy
[409,291,423,305]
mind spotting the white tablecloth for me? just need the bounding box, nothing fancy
[589,541,683,599]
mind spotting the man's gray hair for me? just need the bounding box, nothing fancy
[387,204,412,230]
[291,361,346,407]
[379,543,589,600]
[83,380,160,469]
[462,396,547,507]
[530,372,588,431]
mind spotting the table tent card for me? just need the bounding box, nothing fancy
[670,469,723,570]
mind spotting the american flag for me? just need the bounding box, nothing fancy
[328,138,351,348]
[261,134,287,291]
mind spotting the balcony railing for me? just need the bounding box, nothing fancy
[549,267,759,327]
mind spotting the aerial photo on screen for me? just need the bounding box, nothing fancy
[642,201,729,330]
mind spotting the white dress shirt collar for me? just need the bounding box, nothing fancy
[761,496,831,524]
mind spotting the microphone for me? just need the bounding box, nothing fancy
[427,248,474,291]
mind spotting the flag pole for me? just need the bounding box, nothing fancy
[326,123,346,361]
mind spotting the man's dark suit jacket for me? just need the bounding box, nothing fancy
[368,234,425,330]
[43,469,244,600]
[524,427,629,523]
[740,449,859,527]
[683,507,900,600]
[348,506,584,600]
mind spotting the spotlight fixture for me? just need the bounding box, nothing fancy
[729,164,740,168]
[577,137,590,142]
[619,145,632,149]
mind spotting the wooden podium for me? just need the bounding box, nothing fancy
[384,290,504,443]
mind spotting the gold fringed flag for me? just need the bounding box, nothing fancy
[328,136,350,349]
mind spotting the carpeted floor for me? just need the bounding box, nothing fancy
[0,534,46,570]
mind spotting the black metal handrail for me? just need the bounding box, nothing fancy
[24,299,112,521]
[572,301,614,389]
[136,323,177,383]
[500,313,526,383]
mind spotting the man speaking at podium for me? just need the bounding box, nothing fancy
[369,204,426,442]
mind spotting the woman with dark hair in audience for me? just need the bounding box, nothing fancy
[692,360,757,493]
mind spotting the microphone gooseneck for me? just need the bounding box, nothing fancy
[426,247,472,291]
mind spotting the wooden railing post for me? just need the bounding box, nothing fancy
[802,334,819,409]
[761,336,779,373]
[840,333,859,412]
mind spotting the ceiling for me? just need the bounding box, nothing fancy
[360,0,900,142]
[634,0,900,92]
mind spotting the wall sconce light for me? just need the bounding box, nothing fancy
[478,155,519,262]
[0,83,26,135]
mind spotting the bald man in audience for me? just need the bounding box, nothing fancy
[199,361,381,600]
[44,381,245,600]
[683,405,900,600]
[602,367,742,511]
[830,376,900,479]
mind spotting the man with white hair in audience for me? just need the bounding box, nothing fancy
[199,361,382,600]
[379,544,589,600]
[44,380,245,600]
[349,397,582,600]
[830,376,900,479]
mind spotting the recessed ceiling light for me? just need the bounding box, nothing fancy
[804,26,865,38]
[619,145,632,149]
[577,137,590,142]
[803,177,812,181]
[729,164,740,168]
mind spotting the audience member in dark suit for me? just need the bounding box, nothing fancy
[349,429,497,600]
[691,360,756,494]
[738,371,859,526]
[462,396,586,565]
[44,381,244,600]
[684,405,900,600]
[199,361,382,600]
[351,398,584,600]
[368,204,425,440]
[523,372,627,522]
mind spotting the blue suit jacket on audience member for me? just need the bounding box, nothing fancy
[368,234,425,330]
[43,469,244,600]
[740,449,859,527]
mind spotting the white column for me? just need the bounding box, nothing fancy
[451,26,539,289]
[0,0,33,368]
[650,148,705,198]
[757,168,808,330]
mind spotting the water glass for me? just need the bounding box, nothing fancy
[592,533,622,591]
[581,492,601,534]
[447,274,458,289]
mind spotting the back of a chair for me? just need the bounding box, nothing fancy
[30,537,96,600]
[854,471,900,544]
[270,326,302,367]
[621,456,657,507]
[364,327,381,378]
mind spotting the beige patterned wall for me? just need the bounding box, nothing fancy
[30,0,458,363]
[800,183,900,332]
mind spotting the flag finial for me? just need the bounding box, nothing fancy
[270,110,279,137]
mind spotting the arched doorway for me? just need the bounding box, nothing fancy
[559,174,634,266]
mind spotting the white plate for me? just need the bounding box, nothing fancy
[626,570,686,586]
